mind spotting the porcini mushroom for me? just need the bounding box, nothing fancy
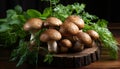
[40,29,62,53]
[23,18,43,46]
[44,17,62,29]
[64,15,84,29]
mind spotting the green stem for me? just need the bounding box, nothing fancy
[50,0,53,16]
[0,18,7,22]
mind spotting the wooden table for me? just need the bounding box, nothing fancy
[1,48,119,69]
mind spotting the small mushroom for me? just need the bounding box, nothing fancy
[64,15,84,29]
[86,30,99,40]
[23,18,43,47]
[44,17,62,29]
[61,39,72,48]
[40,29,62,53]
[76,32,92,47]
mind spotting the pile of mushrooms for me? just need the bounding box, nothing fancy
[23,15,99,54]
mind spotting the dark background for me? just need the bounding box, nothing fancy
[0,0,120,23]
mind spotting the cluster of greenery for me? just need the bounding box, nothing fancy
[0,0,119,67]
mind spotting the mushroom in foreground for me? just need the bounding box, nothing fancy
[23,18,43,47]
[40,29,62,53]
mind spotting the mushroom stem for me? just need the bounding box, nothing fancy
[30,33,34,41]
[48,40,57,53]
[30,33,35,46]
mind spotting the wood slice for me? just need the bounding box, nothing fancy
[38,45,100,68]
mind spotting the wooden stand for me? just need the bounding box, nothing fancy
[38,45,100,68]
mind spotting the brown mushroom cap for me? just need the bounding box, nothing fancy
[87,30,99,40]
[23,18,43,31]
[40,29,62,42]
[76,32,92,45]
[61,39,72,48]
[39,33,49,42]
[44,17,62,27]
[64,15,84,29]
[59,22,79,36]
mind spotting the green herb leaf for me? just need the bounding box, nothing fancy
[50,0,60,5]
[16,51,27,67]
[72,3,85,14]
[14,5,23,14]
[42,7,52,17]
[0,18,7,23]
[44,53,53,64]
[26,9,41,18]
[0,24,11,32]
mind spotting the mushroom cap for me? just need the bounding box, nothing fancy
[87,30,99,40]
[59,26,70,36]
[76,32,92,45]
[39,33,49,42]
[59,22,79,36]
[44,17,62,27]
[23,18,43,31]
[64,15,84,29]
[61,39,72,48]
[40,29,62,42]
